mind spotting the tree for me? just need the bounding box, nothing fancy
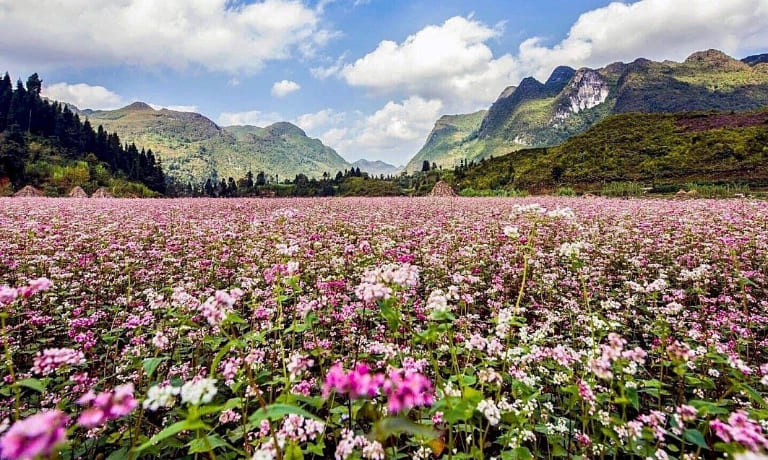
[255,171,266,186]
[421,160,431,172]
[227,177,237,197]
[26,73,42,96]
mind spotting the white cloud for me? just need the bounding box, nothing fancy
[294,109,345,132]
[42,82,124,110]
[0,0,333,73]
[271,80,301,98]
[316,97,444,163]
[517,0,768,81]
[338,16,518,111]
[217,110,282,127]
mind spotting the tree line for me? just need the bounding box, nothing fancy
[0,72,166,194]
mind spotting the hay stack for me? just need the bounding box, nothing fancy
[429,181,457,197]
[68,186,88,198]
[13,185,43,197]
[91,187,113,198]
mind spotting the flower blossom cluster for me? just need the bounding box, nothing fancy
[323,363,434,414]
[0,410,69,460]
[0,278,53,306]
[76,383,138,427]
[711,410,768,452]
[355,263,419,302]
[198,288,243,326]
[32,348,86,375]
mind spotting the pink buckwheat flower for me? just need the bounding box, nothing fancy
[322,363,385,399]
[710,410,768,452]
[0,410,69,460]
[32,348,86,375]
[19,278,53,298]
[382,369,434,414]
[76,383,138,428]
[0,286,18,305]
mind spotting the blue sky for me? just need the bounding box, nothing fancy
[2,0,768,165]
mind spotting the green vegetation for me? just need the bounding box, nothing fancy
[601,182,645,197]
[458,187,528,197]
[450,109,768,194]
[684,182,751,198]
[0,72,166,196]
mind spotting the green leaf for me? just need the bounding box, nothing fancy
[369,416,438,442]
[188,435,228,454]
[627,388,639,410]
[197,398,242,417]
[210,339,238,378]
[379,302,400,331]
[142,357,167,378]
[134,419,208,452]
[284,443,304,460]
[105,447,131,460]
[739,384,766,408]
[15,378,44,393]
[248,404,322,424]
[684,429,709,450]
[501,447,533,460]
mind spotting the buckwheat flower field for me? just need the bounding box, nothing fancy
[1,197,767,460]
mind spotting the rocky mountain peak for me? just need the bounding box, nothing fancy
[123,101,154,111]
[266,122,307,137]
[545,66,576,91]
[554,68,610,122]
[685,49,748,70]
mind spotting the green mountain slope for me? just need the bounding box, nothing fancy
[404,110,486,171]
[453,109,768,192]
[80,103,351,183]
[410,49,768,170]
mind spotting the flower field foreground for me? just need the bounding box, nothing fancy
[0,197,767,460]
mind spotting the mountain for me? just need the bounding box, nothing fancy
[77,103,350,183]
[351,159,401,177]
[405,110,487,171]
[453,108,768,192]
[408,49,768,171]
[742,53,768,66]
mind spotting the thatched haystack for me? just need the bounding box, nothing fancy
[91,187,114,198]
[68,186,88,198]
[429,181,457,197]
[13,185,43,197]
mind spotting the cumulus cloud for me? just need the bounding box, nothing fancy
[271,80,302,98]
[42,82,124,110]
[294,109,345,132]
[337,16,518,110]
[0,0,333,73]
[517,0,768,80]
[316,97,444,163]
[217,110,283,127]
